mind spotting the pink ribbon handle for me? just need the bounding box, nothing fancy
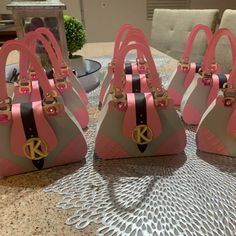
[182,24,213,62]
[35,27,65,65]
[113,24,134,60]
[0,40,55,102]
[120,28,149,59]
[20,31,62,77]
[202,28,236,77]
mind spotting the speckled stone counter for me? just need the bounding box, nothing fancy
[0,163,102,236]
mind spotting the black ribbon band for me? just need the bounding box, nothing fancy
[132,74,141,93]
[195,63,202,73]
[20,103,44,169]
[218,74,228,88]
[135,93,147,153]
[125,62,132,74]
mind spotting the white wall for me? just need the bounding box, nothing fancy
[82,0,150,43]
[61,0,81,19]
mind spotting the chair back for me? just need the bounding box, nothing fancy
[217,9,236,73]
[150,9,219,62]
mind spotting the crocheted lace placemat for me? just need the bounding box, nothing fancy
[44,56,236,236]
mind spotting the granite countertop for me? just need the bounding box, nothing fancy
[0,168,104,236]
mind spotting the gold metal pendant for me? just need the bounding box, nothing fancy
[179,60,190,71]
[132,125,153,145]
[23,137,48,160]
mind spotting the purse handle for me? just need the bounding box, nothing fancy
[35,27,66,66]
[121,28,149,49]
[113,42,162,97]
[120,28,149,60]
[112,24,134,60]
[201,28,236,81]
[20,31,62,77]
[0,40,56,102]
[182,24,213,63]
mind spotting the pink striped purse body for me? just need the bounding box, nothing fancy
[15,29,89,128]
[99,24,151,109]
[0,41,87,176]
[196,29,236,157]
[95,42,186,159]
[167,24,213,106]
[180,28,236,125]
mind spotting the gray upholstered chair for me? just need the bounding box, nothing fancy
[217,9,236,73]
[150,9,219,62]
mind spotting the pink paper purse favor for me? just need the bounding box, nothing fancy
[17,27,88,106]
[180,28,236,125]
[99,24,132,109]
[14,30,89,128]
[101,28,155,107]
[95,43,186,159]
[35,27,88,106]
[0,41,87,176]
[196,30,236,157]
[167,24,213,106]
[99,24,150,108]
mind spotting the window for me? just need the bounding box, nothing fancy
[147,0,191,20]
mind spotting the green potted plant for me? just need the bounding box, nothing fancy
[64,15,87,75]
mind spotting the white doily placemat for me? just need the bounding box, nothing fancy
[44,56,236,236]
